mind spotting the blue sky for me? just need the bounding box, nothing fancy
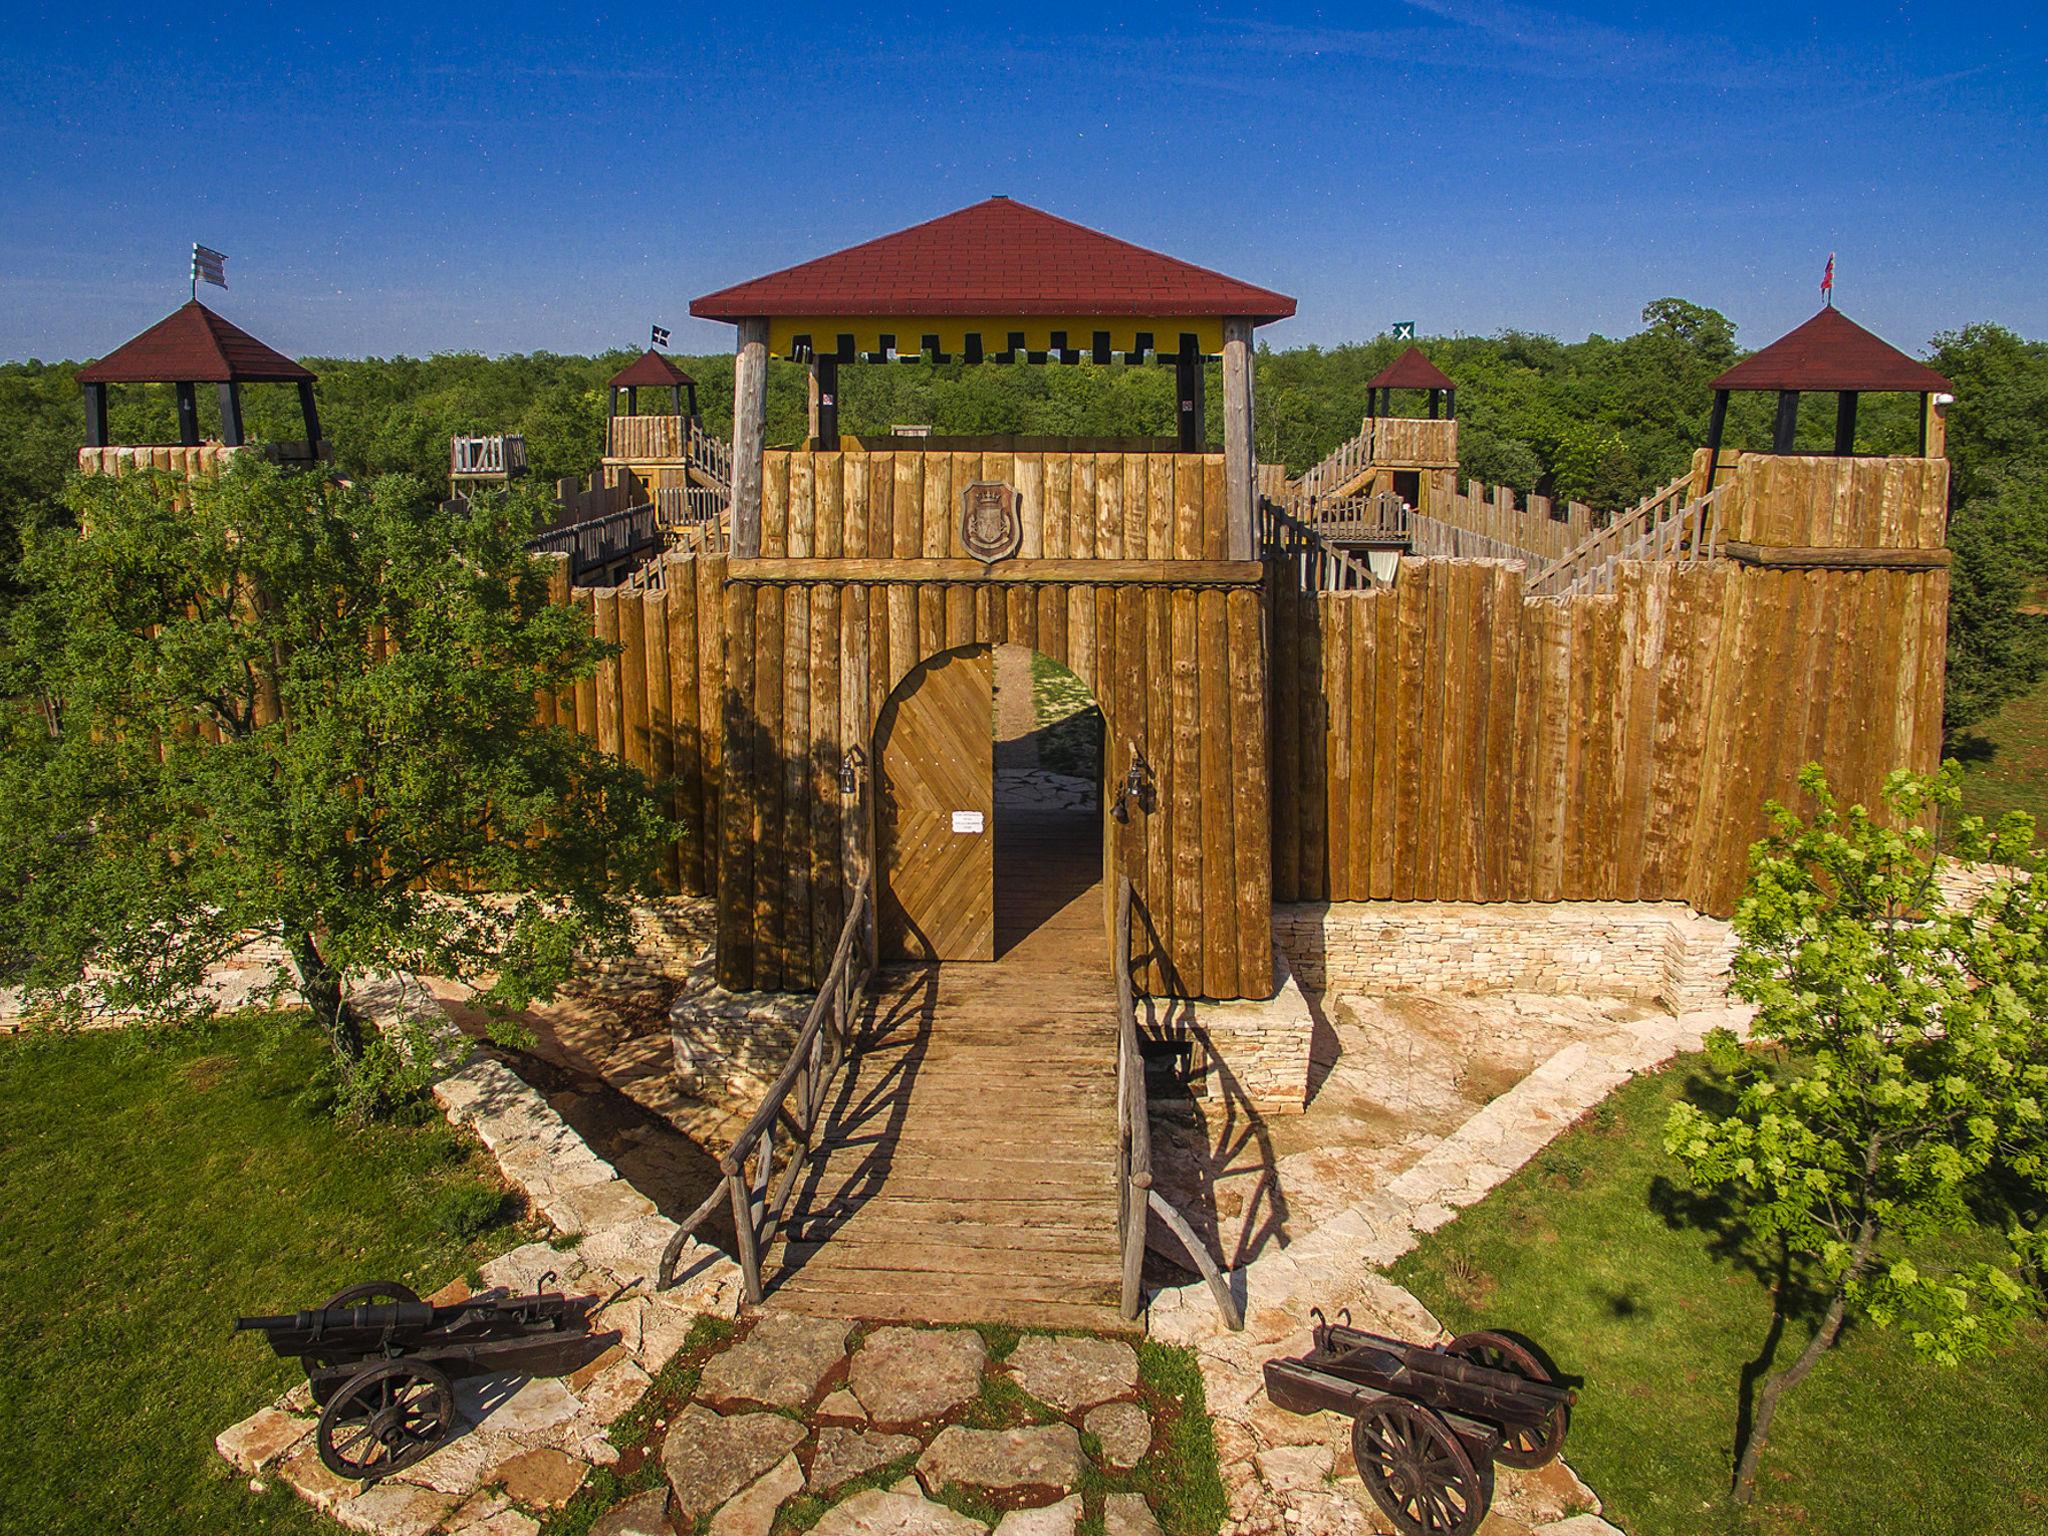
[2,2,2041,362]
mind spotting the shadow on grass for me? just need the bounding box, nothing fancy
[1946,729,1996,767]
[1645,1068,1840,1493]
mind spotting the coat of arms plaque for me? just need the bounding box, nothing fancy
[959,481,1022,564]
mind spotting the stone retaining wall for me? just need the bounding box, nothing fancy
[1275,900,1737,1013]
[1150,946,1316,1116]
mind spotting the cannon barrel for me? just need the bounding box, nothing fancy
[235,1302,438,1336]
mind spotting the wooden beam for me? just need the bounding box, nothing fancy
[1221,317,1255,562]
[175,382,200,446]
[297,381,322,458]
[1721,541,1952,570]
[1175,337,1203,452]
[725,558,1267,586]
[1834,390,1859,456]
[733,317,770,558]
[1772,390,1800,454]
[817,356,839,447]
[216,382,244,447]
[83,382,107,448]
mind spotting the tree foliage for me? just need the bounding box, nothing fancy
[1665,764,2046,1500]
[0,459,671,1104]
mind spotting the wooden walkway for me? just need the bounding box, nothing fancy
[766,807,1128,1331]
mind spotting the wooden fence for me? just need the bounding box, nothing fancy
[1268,555,1948,918]
[760,449,1236,562]
[1435,480,1595,561]
[539,552,729,896]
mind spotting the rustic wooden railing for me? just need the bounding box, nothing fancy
[657,871,876,1303]
[1258,497,1382,592]
[688,421,733,492]
[606,414,685,461]
[1526,473,1725,597]
[450,433,528,478]
[656,484,728,531]
[1287,425,1373,511]
[526,502,660,584]
[1115,875,1243,1330]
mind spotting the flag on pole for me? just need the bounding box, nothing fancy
[192,244,228,295]
[1821,253,1834,305]
[651,324,670,349]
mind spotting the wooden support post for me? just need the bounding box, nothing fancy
[732,317,769,558]
[609,386,621,417]
[297,381,322,458]
[817,356,839,448]
[625,385,638,416]
[1772,390,1800,454]
[806,361,821,445]
[1446,387,1456,418]
[82,382,108,447]
[1703,389,1730,492]
[1834,390,1858,456]
[175,381,200,446]
[1923,392,1946,458]
[1222,316,1256,562]
[686,383,700,426]
[1175,336,1204,452]
[217,382,245,447]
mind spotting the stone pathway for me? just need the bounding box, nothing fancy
[1148,998,1755,1536]
[583,1318,1169,1536]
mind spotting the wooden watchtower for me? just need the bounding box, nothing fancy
[689,196,1294,1003]
[1361,346,1459,513]
[601,349,729,527]
[75,300,324,476]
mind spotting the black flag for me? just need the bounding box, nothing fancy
[651,324,670,349]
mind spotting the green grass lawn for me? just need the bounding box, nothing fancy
[1952,669,2048,828]
[1387,1059,2048,1536]
[0,1013,524,1536]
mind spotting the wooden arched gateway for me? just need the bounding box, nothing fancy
[713,558,1273,1000]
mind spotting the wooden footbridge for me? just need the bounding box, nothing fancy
[769,830,1125,1330]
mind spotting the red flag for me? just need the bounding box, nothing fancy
[1822,253,1835,302]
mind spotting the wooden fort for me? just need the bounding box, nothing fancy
[77,222,1957,1327]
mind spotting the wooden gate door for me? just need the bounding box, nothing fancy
[877,648,994,961]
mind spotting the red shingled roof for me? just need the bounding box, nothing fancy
[690,197,1295,324]
[609,349,697,389]
[1368,346,1454,391]
[1710,306,1950,394]
[76,300,314,385]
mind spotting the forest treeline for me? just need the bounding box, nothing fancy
[1,300,2043,729]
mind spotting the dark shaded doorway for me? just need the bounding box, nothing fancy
[991,645,1104,961]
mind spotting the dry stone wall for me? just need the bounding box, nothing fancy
[1274,899,1737,1013]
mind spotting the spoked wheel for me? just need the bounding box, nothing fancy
[1447,1329,1567,1469]
[316,1360,454,1480]
[1351,1398,1488,1536]
[320,1281,421,1310]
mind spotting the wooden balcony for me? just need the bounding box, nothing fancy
[606,414,685,461]
[450,434,528,479]
[1364,416,1457,468]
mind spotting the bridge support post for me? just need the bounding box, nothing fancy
[732,317,769,558]
[1223,315,1255,561]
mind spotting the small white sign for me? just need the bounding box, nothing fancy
[951,810,985,834]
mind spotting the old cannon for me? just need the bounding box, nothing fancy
[1263,1311,1574,1536]
[235,1279,595,1480]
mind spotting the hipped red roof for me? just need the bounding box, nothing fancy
[76,300,314,385]
[691,197,1295,324]
[1368,345,1454,391]
[1710,306,1950,394]
[609,349,697,389]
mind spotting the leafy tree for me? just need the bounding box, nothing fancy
[0,459,671,1103]
[1665,764,2045,1502]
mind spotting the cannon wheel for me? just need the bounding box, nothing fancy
[321,1281,422,1310]
[316,1360,454,1481]
[1351,1398,1488,1536]
[1447,1330,1567,1469]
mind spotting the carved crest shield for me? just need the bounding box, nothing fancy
[959,481,1022,564]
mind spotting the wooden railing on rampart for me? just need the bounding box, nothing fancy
[1526,473,1721,597]
[1258,497,1380,592]
[450,434,527,479]
[1115,875,1242,1330]
[657,871,876,1303]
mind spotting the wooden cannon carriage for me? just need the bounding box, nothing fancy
[235,1280,596,1479]
[1263,1312,1574,1536]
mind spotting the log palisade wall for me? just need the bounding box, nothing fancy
[715,573,1272,1000]
[1267,554,1949,919]
[760,449,1235,562]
